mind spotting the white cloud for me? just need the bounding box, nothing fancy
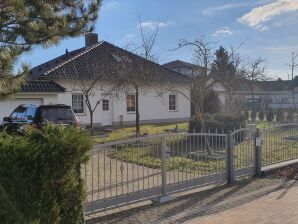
[123,34,134,42]
[138,21,174,30]
[212,26,233,37]
[239,0,298,30]
[102,1,119,10]
[203,3,251,15]
[203,1,273,15]
[263,45,298,54]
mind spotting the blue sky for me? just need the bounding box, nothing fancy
[21,0,298,79]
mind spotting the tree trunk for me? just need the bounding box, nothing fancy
[249,83,256,121]
[135,85,140,138]
[90,111,94,135]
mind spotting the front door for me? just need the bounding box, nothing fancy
[101,98,114,126]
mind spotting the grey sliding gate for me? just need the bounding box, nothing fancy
[83,124,298,215]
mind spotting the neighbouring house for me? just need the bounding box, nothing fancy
[231,79,298,111]
[0,33,191,127]
[163,60,205,78]
[164,60,226,110]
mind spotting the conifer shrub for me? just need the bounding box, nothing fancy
[0,126,92,223]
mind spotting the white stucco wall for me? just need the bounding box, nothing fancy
[55,79,191,126]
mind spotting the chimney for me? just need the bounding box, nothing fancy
[85,33,98,47]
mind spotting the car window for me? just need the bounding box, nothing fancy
[10,106,26,120]
[10,106,37,121]
[25,107,37,120]
[39,107,75,122]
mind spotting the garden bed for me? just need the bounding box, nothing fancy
[263,163,298,180]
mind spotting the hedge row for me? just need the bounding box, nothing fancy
[189,113,246,133]
[0,126,92,224]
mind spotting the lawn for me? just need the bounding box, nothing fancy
[92,120,298,176]
[108,124,298,175]
[93,122,188,144]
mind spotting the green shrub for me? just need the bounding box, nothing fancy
[0,126,92,224]
[251,110,257,122]
[244,110,249,120]
[259,110,264,121]
[203,90,221,113]
[189,113,246,133]
[266,109,274,122]
[276,109,285,123]
[287,109,295,122]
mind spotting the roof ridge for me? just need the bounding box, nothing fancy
[44,42,102,76]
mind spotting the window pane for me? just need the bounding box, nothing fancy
[102,99,109,111]
[169,94,177,111]
[127,94,136,112]
[72,94,84,114]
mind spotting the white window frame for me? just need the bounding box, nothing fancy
[126,94,136,113]
[169,94,178,111]
[72,94,84,114]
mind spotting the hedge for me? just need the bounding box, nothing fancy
[0,126,92,224]
[189,113,246,133]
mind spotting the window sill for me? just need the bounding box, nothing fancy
[126,112,136,114]
[75,113,87,116]
[169,110,178,112]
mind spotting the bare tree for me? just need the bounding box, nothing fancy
[174,35,216,118]
[286,52,298,110]
[65,56,118,134]
[242,58,267,118]
[116,15,160,137]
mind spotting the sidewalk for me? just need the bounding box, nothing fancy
[87,178,298,224]
[188,180,298,224]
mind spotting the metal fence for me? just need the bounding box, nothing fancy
[83,123,298,215]
[262,123,298,166]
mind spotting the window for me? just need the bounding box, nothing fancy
[102,99,109,111]
[72,94,84,114]
[39,107,75,122]
[126,94,136,112]
[10,106,26,120]
[169,94,177,111]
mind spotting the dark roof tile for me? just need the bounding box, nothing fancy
[30,42,191,84]
[21,81,65,93]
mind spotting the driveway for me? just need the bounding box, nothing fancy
[87,178,298,224]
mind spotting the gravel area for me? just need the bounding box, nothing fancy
[86,177,287,224]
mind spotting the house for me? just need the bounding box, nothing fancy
[231,79,298,111]
[164,60,226,110]
[163,60,205,78]
[0,33,191,127]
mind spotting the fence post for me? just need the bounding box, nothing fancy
[254,128,262,176]
[226,130,235,184]
[151,136,174,203]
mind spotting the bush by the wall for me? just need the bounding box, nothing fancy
[0,126,92,224]
[259,110,264,121]
[276,109,285,123]
[287,109,295,122]
[203,90,222,114]
[251,110,257,122]
[244,110,249,120]
[266,109,274,122]
[189,113,246,133]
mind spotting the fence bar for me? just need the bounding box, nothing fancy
[227,130,235,184]
[151,136,174,203]
[254,129,262,176]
